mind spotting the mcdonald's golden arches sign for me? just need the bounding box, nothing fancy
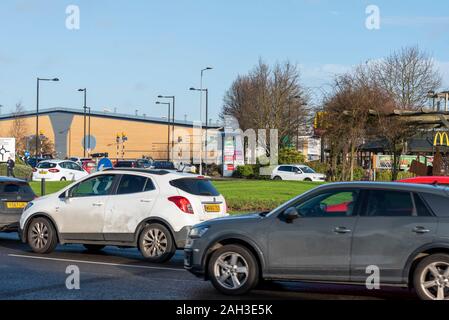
[434,132,449,147]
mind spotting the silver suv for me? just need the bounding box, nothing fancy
[185,182,449,300]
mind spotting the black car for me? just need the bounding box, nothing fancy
[0,177,36,232]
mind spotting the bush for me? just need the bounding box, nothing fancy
[234,165,255,178]
[307,161,328,174]
[0,163,33,180]
[375,170,416,182]
[279,148,306,165]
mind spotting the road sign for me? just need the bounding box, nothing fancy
[0,138,16,162]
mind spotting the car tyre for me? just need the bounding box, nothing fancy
[208,244,259,295]
[60,177,67,181]
[138,224,175,263]
[273,176,282,181]
[83,244,105,252]
[27,217,58,254]
[304,178,312,182]
[414,254,449,300]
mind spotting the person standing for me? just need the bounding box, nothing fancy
[6,157,15,178]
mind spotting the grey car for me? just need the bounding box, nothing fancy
[184,182,449,300]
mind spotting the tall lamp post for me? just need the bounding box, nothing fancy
[158,95,175,161]
[78,88,88,157]
[36,77,59,159]
[196,67,213,175]
[190,87,209,174]
[156,101,171,161]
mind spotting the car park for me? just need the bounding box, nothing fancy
[0,177,36,232]
[271,165,326,181]
[185,182,449,300]
[32,160,89,182]
[20,168,228,263]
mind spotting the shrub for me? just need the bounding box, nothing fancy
[234,165,255,178]
[375,170,416,182]
[279,148,306,164]
[0,163,33,180]
[307,161,329,174]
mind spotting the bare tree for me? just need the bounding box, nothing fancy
[8,102,28,156]
[222,59,309,149]
[370,46,442,109]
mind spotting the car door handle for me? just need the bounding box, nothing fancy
[413,226,431,234]
[92,203,104,207]
[334,227,352,234]
[140,199,152,203]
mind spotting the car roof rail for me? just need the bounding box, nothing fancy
[102,168,170,175]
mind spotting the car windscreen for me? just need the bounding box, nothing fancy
[0,182,34,196]
[300,166,316,174]
[37,162,57,169]
[170,178,220,196]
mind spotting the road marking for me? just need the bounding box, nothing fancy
[8,254,185,272]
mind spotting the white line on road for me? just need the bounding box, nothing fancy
[8,254,186,272]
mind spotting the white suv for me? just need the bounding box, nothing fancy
[271,165,326,182]
[20,169,228,263]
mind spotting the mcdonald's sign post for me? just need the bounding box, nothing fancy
[434,132,449,147]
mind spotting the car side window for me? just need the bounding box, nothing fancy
[363,190,415,217]
[117,175,148,195]
[144,178,156,191]
[70,175,115,198]
[278,166,291,172]
[73,163,83,171]
[294,189,360,218]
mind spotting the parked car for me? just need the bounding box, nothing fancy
[81,159,97,174]
[0,177,36,232]
[399,176,449,186]
[32,160,89,182]
[136,158,153,169]
[69,157,92,166]
[271,165,326,181]
[185,182,449,300]
[114,160,138,168]
[20,168,228,263]
[151,161,176,170]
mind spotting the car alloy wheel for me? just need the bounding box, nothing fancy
[30,221,49,249]
[419,262,449,300]
[213,252,249,290]
[142,227,168,257]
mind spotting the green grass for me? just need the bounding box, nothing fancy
[30,181,72,196]
[213,180,324,213]
[30,180,323,213]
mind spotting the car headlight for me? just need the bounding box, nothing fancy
[24,202,34,212]
[189,226,209,239]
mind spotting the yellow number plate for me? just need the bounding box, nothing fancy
[204,204,220,213]
[6,202,27,209]
[39,171,47,174]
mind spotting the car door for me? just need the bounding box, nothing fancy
[60,162,76,181]
[57,174,117,241]
[71,162,87,180]
[103,174,158,242]
[350,189,438,283]
[278,166,295,180]
[267,188,361,281]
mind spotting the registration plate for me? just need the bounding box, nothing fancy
[6,202,27,209]
[39,171,47,174]
[204,204,220,213]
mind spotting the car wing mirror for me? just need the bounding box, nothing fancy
[283,207,300,223]
[59,190,70,201]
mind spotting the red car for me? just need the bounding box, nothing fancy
[397,176,449,186]
[81,160,97,174]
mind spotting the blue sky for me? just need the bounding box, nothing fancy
[0,0,448,122]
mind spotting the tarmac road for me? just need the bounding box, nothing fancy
[0,233,417,300]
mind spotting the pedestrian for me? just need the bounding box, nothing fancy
[6,157,15,178]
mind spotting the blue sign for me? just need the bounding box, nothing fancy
[97,158,113,171]
[24,151,30,158]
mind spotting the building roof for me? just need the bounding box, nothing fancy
[0,107,220,129]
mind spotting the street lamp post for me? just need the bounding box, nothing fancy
[197,67,213,175]
[158,95,175,161]
[190,87,209,174]
[78,88,87,157]
[88,107,92,153]
[36,77,59,159]
[156,101,171,161]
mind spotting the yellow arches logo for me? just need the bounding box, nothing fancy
[434,132,449,147]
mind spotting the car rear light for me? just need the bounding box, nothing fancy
[48,169,60,173]
[168,196,194,214]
